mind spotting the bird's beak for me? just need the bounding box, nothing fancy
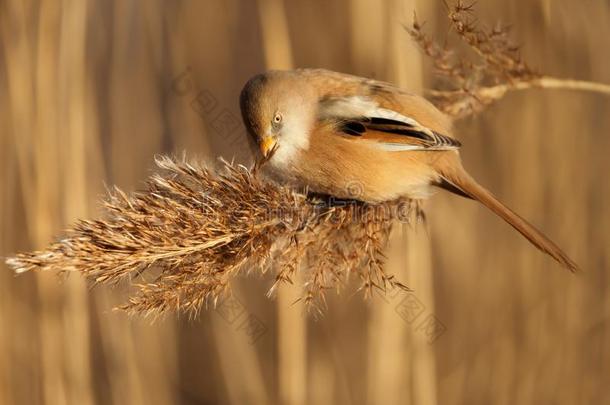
[259,136,277,158]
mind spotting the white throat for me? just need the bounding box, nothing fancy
[271,114,311,167]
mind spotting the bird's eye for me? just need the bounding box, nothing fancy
[273,112,282,124]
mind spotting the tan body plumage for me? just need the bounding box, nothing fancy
[239,68,579,271]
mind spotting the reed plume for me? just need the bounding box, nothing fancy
[408,0,610,118]
[6,156,414,316]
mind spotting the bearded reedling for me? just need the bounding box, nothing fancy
[239,68,579,272]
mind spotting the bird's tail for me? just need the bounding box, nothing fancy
[435,161,579,272]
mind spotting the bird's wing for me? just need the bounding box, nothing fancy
[318,95,460,151]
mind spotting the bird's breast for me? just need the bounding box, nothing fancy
[268,135,439,203]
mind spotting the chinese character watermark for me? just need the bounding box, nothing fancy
[216,295,267,344]
[171,67,247,150]
[375,283,447,344]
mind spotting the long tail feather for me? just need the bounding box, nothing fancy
[437,163,579,272]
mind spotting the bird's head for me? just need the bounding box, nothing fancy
[240,71,317,160]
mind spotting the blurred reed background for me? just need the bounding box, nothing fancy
[1,0,609,404]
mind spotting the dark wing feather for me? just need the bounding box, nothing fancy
[320,96,460,151]
[363,118,461,149]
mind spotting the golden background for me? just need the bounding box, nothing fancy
[1,0,609,404]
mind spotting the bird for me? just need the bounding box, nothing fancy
[239,68,579,272]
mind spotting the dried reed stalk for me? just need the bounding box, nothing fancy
[6,156,415,316]
[409,1,610,118]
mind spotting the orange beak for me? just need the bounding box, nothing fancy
[259,136,277,158]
